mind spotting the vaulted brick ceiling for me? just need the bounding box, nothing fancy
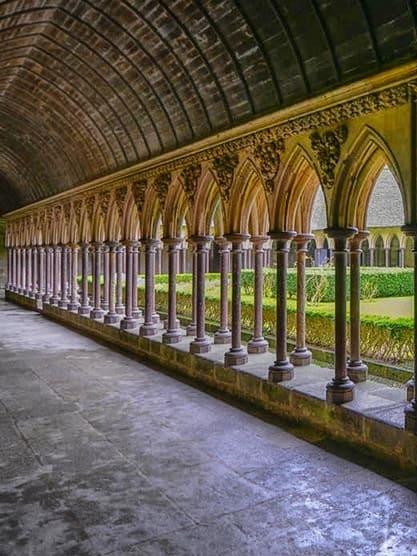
[1,0,416,213]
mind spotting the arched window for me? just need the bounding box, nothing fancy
[375,236,385,266]
[389,236,400,267]
[361,239,370,266]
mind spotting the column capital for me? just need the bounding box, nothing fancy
[140,238,159,250]
[123,239,139,248]
[251,235,269,248]
[401,224,417,238]
[214,236,231,250]
[189,235,213,249]
[105,240,120,250]
[268,230,296,241]
[323,227,357,240]
[224,232,250,245]
[162,237,183,248]
[349,230,369,250]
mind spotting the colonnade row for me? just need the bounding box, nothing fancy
[5,228,386,409]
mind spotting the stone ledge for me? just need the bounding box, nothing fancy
[6,290,417,471]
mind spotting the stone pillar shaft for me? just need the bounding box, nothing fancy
[116,245,125,314]
[36,246,45,300]
[50,245,61,304]
[102,245,110,312]
[162,238,182,344]
[78,243,91,315]
[140,239,158,337]
[268,231,296,382]
[58,245,69,307]
[91,243,104,319]
[325,228,357,404]
[248,237,268,354]
[224,234,249,366]
[186,246,197,336]
[121,241,139,329]
[214,238,231,344]
[190,236,212,353]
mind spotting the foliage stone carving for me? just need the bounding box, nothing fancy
[181,163,201,205]
[212,153,239,201]
[115,186,127,217]
[153,173,171,211]
[132,180,148,213]
[310,125,348,189]
[253,138,285,194]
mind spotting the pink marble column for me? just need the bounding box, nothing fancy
[90,242,105,319]
[49,245,61,305]
[58,245,69,308]
[21,247,27,295]
[190,236,212,353]
[214,238,231,344]
[402,227,417,432]
[248,236,269,354]
[30,246,38,298]
[101,244,110,312]
[186,245,197,336]
[224,233,249,366]
[6,247,11,290]
[347,231,369,382]
[121,240,139,330]
[43,246,51,302]
[268,231,296,382]
[162,238,183,344]
[131,242,141,320]
[324,228,357,404]
[12,247,17,290]
[104,242,121,324]
[140,239,158,337]
[67,244,79,311]
[17,247,23,293]
[78,243,91,315]
[116,245,125,315]
[36,246,45,301]
[290,234,313,366]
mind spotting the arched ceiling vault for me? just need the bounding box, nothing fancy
[1,0,417,213]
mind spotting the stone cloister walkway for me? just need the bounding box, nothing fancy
[1,299,417,555]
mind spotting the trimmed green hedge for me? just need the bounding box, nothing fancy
[137,285,413,364]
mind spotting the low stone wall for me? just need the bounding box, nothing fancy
[6,289,417,472]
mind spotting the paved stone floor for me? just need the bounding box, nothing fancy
[1,299,417,555]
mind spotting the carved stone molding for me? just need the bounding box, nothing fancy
[99,191,111,218]
[212,153,239,202]
[132,179,148,214]
[253,138,285,194]
[63,202,72,222]
[310,125,348,189]
[115,185,128,218]
[85,196,96,220]
[181,163,201,205]
[153,172,171,211]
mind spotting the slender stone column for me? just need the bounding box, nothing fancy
[190,236,212,353]
[6,247,11,290]
[268,231,297,382]
[403,227,417,432]
[21,247,27,294]
[186,245,197,336]
[90,242,105,319]
[121,240,139,330]
[104,242,121,323]
[347,231,369,382]
[115,245,125,315]
[11,247,17,290]
[16,247,22,292]
[36,246,45,300]
[58,244,69,308]
[324,227,357,404]
[384,247,390,267]
[139,239,158,337]
[43,246,51,301]
[399,247,405,268]
[369,247,375,267]
[224,233,249,366]
[248,236,269,354]
[49,245,60,305]
[214,238,231,344]
[290,234,314,366]
[162,238,183,344]
[101,244,110,312]
[78,243,91,315]
[66,244,79,310]
[30,246,38,298]
[131,242,141,320]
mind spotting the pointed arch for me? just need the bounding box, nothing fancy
[123,195,141,241]
[192,165,224,236]
[163,175,191,238]
[333,126,407,229]
[271,144,322,232]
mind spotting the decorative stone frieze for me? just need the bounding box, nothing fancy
[181,163,202,206]
[132,179,148,214]
[212,153,239,202]
[310,125,348,189]
[253,138,285,194]
[153,172,171,211]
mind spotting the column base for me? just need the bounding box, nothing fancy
[247,337,269,354]
[164,318,180,329]
[35,292,44,301]
[268,360,294,382]
[190,337,211,354]
[406,379,415,402]
[90,308,105,319]
[67,302,80,311]
[104,313,121,324]
[326,378,355,404]
[347,360,368,383]
[29,291,36,299]
[42,293,51,303]
[139,323,158,337]
[404,403,417,434]
[58,299,69,309]
[120,317,139,330]
[49,296,59,305]
[115,305,125,315]
[214,329,232,344]
[132,309,142,319]
[78,306,91,316]
[224,348,248,367]
[152,313,160,324]
[101,303,109,312]
[162,329,183,344]
[290,348,312,367]
[186,323,196,336]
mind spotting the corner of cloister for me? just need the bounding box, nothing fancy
[1,2,417,554]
